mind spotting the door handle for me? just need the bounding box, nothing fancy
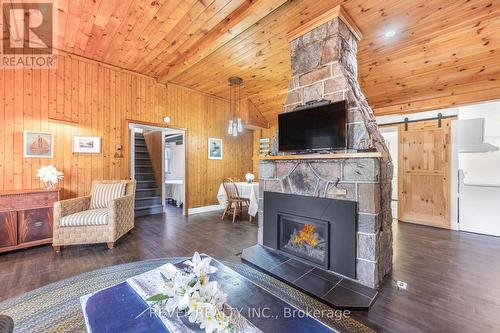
[33,221,44,227]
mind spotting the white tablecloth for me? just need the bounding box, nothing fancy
[217,182,259,217]
[165,179,184,207]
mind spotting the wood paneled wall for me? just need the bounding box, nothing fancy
[0,53,253,208]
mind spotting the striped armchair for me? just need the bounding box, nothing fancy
[52,180,136,252]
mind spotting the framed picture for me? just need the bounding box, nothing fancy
[73,136,101,154]
[23,131,53,158]
[208,138,223,160]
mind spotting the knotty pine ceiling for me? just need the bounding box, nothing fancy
[54,0,500,125]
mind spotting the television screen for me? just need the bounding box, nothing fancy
[278,101,347,152]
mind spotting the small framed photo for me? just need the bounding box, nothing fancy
[208,138,223,160]
[24,131,53,158]
[73,136,101,154]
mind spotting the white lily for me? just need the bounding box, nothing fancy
[198,303,218,333]
[187,292,203,323]
[184,252,218,279]
[171,272,196,310]
[199,280,227,306]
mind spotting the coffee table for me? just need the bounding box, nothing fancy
[81,258,339,333]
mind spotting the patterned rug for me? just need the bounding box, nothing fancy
[0,258,375,333]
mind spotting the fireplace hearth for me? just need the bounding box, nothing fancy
[242,192,378,310]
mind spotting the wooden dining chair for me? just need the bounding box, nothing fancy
[222,178,250,223]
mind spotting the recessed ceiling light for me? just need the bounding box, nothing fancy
[384,30,396,38]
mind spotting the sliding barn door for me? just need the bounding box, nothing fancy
[398,119,452,228]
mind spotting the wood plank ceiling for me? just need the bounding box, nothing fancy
[53,0,500,125]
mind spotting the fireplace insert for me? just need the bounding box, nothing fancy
[263,192,357,279]
[278,214,329,268]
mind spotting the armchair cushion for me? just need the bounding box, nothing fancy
[90,182,126,209]
[60,208,109,227]
[54,196,91,218]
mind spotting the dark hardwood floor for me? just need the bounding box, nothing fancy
[0,210,257,301]
[1,211,500,333]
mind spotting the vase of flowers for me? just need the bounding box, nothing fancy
[245,173,255,184]
[36,165,64,190]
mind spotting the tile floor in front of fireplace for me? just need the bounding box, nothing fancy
[241,244,377,309]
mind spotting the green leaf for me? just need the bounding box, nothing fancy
[146,294,169,302]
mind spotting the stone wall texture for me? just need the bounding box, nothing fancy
[259,18,393,289]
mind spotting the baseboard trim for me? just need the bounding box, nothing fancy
[188,204,225,215]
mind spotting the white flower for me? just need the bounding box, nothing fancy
[199,280,227,306]
[36,165,63,184]
[164,271,196,312]
[187,292,203,323]
[198,303,218,333]
[184,252,218,279]
[245,173,255,182]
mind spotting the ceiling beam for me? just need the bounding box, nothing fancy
[157,0,288,83]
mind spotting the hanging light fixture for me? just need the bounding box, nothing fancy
[227,77,243,137]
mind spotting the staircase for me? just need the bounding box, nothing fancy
[134,133,163,217]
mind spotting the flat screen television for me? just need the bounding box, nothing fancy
[278,101,347,152]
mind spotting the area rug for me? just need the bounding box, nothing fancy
[0,258,375,333]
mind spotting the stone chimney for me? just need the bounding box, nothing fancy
[259,8,393,288]
[286,11,387,153]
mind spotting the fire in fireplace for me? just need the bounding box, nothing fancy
[279,215,328,268]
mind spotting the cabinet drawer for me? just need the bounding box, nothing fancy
[0,191,59,211]
[0,212,17,247]
[18,208,53,244]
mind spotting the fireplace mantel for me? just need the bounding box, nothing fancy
[259,152,383,161]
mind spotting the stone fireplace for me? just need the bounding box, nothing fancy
[256,10,393,289]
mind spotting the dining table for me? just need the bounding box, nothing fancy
[217,181,259,218]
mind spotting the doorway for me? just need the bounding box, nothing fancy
[163,129,185,216]
[129,123,186,217]
[397,119,452,228]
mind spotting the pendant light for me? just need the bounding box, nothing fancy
[227,77,243,137]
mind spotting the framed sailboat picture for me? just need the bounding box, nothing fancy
[23,131,54,158]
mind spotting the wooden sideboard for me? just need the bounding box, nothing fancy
[0,189,60,253]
